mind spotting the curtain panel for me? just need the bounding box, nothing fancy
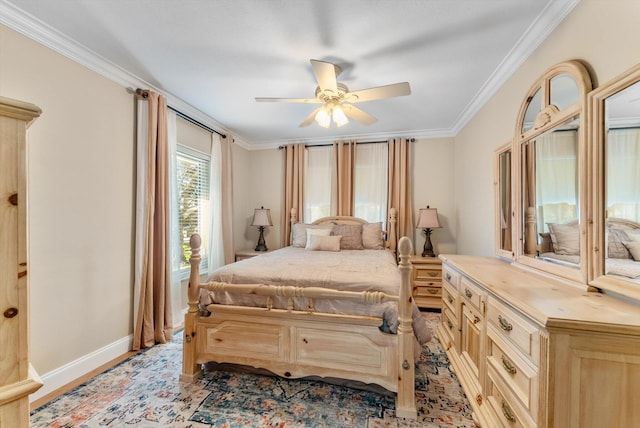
[281,144,306,246]
[387,138,414,243]
[133,91,173,350]
[209,133,235,268]
[333,140,356,216]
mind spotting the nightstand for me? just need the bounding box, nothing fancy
[235,248,271,262]
[410,255,442,310]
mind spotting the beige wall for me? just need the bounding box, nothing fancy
[454,0,640,256]
[238,138,457,256]
[0,26,135,373]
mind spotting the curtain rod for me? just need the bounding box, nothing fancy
[135,88,227,139]
[277,138,415,150]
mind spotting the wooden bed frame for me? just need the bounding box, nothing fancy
[181,208,419,419]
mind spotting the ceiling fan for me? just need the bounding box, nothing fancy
[255,59,411,128]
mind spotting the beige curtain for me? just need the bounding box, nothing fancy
[220,135,235,265]
[209,133,235,268]
[281,143,305,246]
[387,138,414,242]
[333,140,356,216]
[133,90,173,350]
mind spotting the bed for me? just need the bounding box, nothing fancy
[537,217,640,281]
[181,208,424,419]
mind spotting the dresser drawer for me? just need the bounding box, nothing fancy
[442,264,460,289]
[487,362,536,428]
[440,307,459,350]
[487,330,538,420]
[460,277,484,312]
[442,281,457,315]
[487,297,541,366]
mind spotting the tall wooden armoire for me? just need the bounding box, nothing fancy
[0,97,43,427]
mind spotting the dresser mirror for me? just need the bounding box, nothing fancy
[494,142,513,259]
[512,61,592,283]
[590,63,640,301]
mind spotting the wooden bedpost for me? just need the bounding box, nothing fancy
[181,233,203,382]
[388,208,398,255]
[395,236,417,419]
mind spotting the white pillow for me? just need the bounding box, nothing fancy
[548,222,580,255]
[623,241,640,261]
[307,234,342,252]
[305,228,333,249]
[291,224,332,248]
[362,222,384,249]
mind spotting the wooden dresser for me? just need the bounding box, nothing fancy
[410,256,442,309]
[0,97,43,426]
[436,255,640,428]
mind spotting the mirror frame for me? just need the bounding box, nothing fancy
[589,63,640,301]
[494,141,514,259]
[512,61,593,284]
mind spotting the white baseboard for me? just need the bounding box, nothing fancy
[30,334,133,404]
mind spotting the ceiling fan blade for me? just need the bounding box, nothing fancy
[310,59,339,94]
[255,97,321,103]
[347,82,411,103]
[299,106,324,127]
[342,104,378,125]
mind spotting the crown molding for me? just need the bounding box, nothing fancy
[0,0,235,143]
[451,0,580,135]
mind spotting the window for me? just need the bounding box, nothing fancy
[176,145,210,276]
[304,145,334,222]
[354,143,388,223]
[303,143,388,223]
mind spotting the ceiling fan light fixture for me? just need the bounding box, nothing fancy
[332,106,349,127]
[315,107,331,128]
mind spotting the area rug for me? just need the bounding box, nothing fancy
[30,312,476,427]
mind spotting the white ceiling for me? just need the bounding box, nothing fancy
[0,0,578,149]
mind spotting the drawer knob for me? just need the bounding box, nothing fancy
[498,315,513,332]
[427,288,439,294]
[502,400,517,422]
[446,273,452,281]
[447,295,454,304]
[501,355,517,375]
[464,288,473,299]
[473,315,480,324]
[427,271,437,277]
[447,320,453,329]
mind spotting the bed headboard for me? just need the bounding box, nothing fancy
[289,208,398,254]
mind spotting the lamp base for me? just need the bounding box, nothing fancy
[255,226,268,252]
[422,228,436,257]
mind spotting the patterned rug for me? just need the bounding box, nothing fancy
[31,313,477,427]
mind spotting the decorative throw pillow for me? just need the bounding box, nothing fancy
[307,234,342,252]
[362,222,384,249]
[291,224,332,248]
[332,224,364,250]
[548,222,580,255]
[623,241,640,261]
[305,227,333,249]
[608,228,632,259]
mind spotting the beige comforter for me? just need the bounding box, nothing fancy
[199,246,432,344]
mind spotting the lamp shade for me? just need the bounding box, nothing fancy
[416,207,441,229]
[251,207,273,227]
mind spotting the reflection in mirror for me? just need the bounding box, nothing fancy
[604,80,640,283]
[550,73,580,110]
[522,88,542,133]
[499,150,512,252]
[522,117,580,267]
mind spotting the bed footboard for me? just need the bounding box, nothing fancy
[181,234,418,419]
